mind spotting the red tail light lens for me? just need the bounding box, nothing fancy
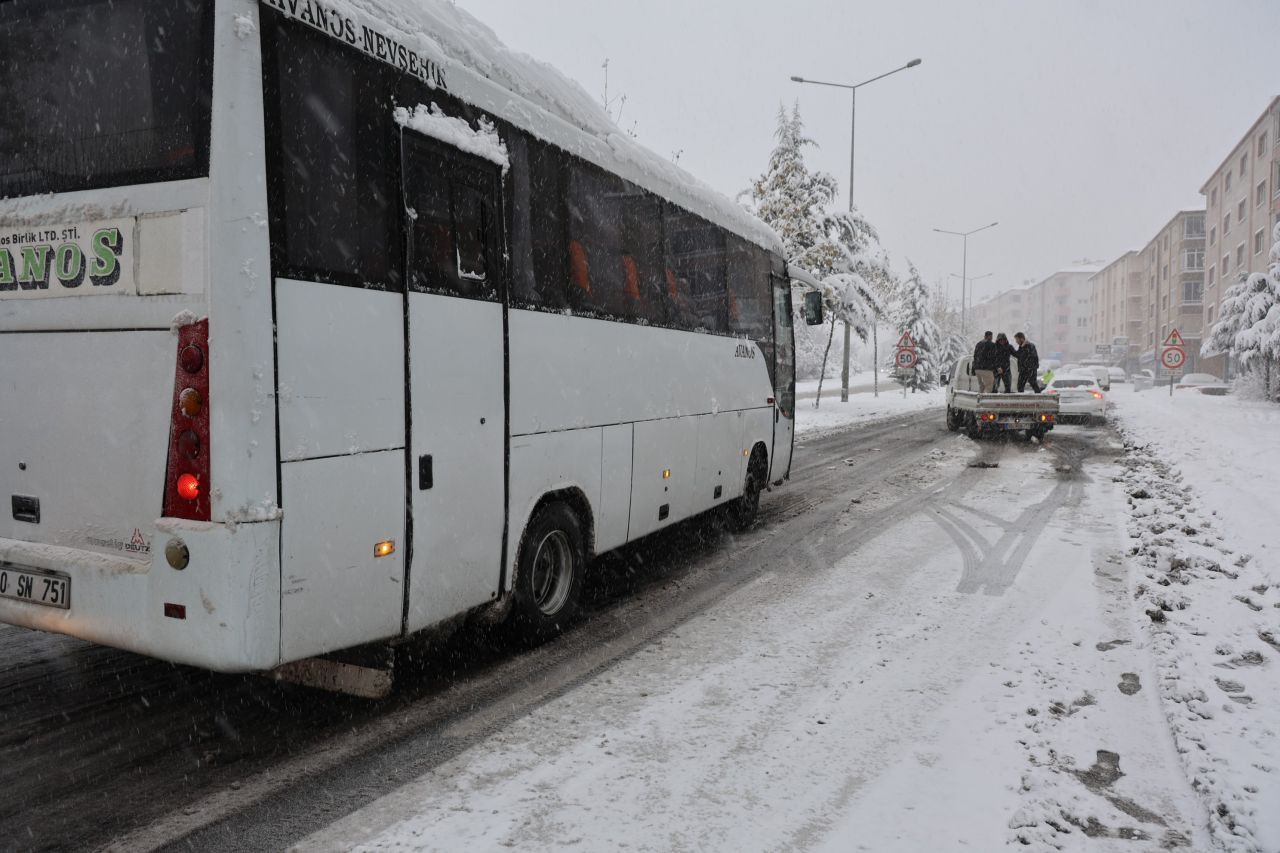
[163,319,211,521]
[176,474,201,501]
[1090,391,1104,399]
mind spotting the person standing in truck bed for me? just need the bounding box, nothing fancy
[993,332,1015,393]
[972,331,998,393]
[1014,332,1043,393]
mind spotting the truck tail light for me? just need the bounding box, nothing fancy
[1040,414,1055,423]
[980,413,997,422]
[163,319,211,521]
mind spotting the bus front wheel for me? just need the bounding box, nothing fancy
[726,451,767,532]
[512,502,586,638]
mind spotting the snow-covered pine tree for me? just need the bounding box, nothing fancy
[1231,222,1280,399]
[1204,222,1280,398]
[894,261,940,391]
[743,104,890,386]
[931,287,967,379]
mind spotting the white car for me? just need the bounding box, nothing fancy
[1080,365,1111,391]
[1175,372,1230,395]
[1046,374,1107,424]
[1108,366,1128,384]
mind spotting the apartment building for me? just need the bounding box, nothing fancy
[1090,251,1145,370]
[970,266,1099,362]
[1201,96,1280,376]
[1139,210,1206,371]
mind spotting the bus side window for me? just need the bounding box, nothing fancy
[453,180,489,283]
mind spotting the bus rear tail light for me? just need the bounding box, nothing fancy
[163,319,211,521]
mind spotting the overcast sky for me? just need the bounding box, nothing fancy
[457,0,1278,305]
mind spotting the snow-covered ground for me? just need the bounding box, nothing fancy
[794,382,944,438]
[1108,389,1280,852]
[291,424,1213,852]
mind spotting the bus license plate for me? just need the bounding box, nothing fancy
[0,566,70,610]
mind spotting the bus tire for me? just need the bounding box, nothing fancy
[726,449,767,532]
[511,502,586,639]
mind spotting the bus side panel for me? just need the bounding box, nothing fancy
[596,424,634,554]
[692,411,747,515]
[508,428,603,579]
[507,311,771,435]
[743,408,775,472]
[629,418,698,541]
[279,451,405,661]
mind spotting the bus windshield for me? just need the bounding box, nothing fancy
[0,0,213,200]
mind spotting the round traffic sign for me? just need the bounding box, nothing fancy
[1161,347,1186,370]
[895,348,918,369]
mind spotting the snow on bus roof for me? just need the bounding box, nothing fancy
[271,0,783,255]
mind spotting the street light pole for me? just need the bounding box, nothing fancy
[791,58,921,402]
[934,222,998,336]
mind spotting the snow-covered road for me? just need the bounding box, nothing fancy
[10,406,1271,853]
[287,424,1207,852]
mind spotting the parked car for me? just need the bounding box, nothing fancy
[1175,373,1231,395]
[1132,369,1155,391]
[1076,365,1111,391]
[1108,366,1128,384]
[1045,374,1107,424]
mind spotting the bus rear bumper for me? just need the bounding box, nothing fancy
[0,519,281,673]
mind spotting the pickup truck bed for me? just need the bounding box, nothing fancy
[944,357,1059,439]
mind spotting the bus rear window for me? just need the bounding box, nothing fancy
[0,0,212,200]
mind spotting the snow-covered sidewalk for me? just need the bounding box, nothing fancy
[1109,389,1280,852]
[794,385,944,439]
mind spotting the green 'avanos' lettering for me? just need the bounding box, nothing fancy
[89,228,123,288]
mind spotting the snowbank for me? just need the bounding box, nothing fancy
[1110,390,1280,852]
[795,387,944,438]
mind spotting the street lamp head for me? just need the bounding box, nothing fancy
[790,75,805,83]
[906,58,922,68]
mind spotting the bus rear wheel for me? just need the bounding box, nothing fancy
[512,502,585,638]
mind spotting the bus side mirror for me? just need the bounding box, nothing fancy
[802,291,824,325]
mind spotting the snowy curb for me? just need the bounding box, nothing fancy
[1112,429,1279,853]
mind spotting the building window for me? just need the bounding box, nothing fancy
[1210,187,1218,207]
[1183,280,1203,303]
[1236,243,1245,266]
[1240,152,1248,177]
[1274,160,1280,196]
[1184,215,1204,238]
[1224,212,1231,232]
[1257,229,1266,255]
[1184,249,1204,270]
[1238,198,1246,222]
[1208,265,1216,287]
[1209,225,1216,245]
[1261,132,1269,157]
[1226,171,1232,192]
[1260,181,1269,207]
[1223,253,1230,273]
[1207,304,1215,325]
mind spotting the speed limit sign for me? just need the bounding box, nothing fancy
[895,348,918,370]
[1161,347,1186,371]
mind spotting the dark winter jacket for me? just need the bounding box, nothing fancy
[994,340,1015,371]
[973,339,999,371]
[1015,341,1040,372]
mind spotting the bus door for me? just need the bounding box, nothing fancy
[771,276,796,482]
[400,132,508,632]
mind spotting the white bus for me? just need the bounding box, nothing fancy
[0,0,798,688]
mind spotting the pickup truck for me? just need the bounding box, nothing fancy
[942,356,1059,439]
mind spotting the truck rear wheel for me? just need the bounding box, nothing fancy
[946,407,962,432]
[965,413,982,440]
